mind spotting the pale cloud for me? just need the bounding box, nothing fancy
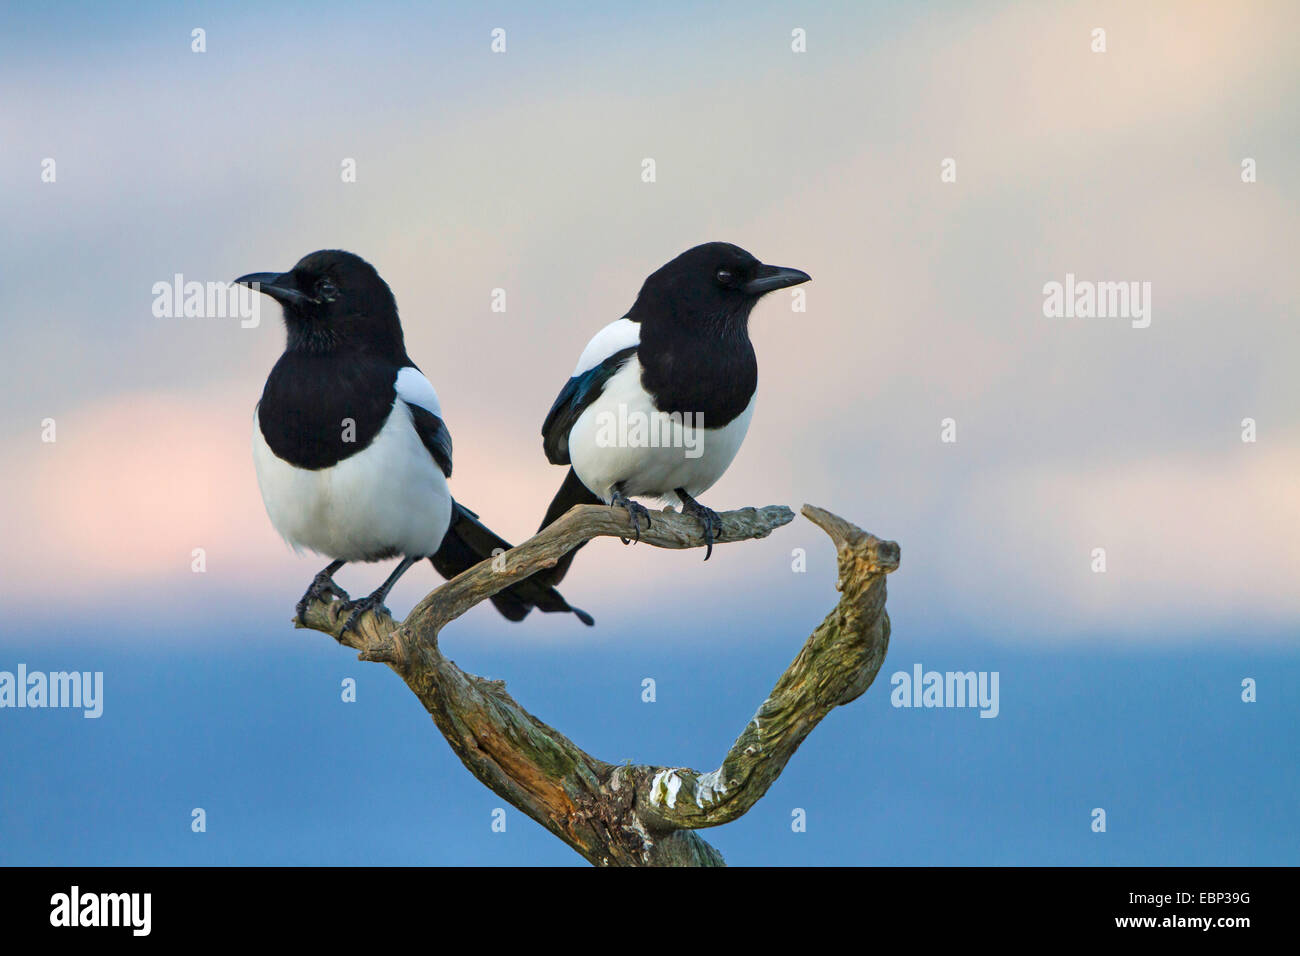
[3,0,1297,642]
[958,446,1300,637]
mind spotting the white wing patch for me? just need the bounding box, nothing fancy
[571,318,641,376]
[395,366,444,418]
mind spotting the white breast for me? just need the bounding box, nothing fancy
[566,355,755,504]
[252,400,452,562]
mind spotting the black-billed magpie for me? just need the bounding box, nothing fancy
[533,241,810,583]
[236,249,592,632]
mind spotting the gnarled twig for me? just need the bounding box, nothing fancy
[297,502,898,866]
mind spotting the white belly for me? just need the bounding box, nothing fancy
[567,357,754,503]
[252,400,452,562]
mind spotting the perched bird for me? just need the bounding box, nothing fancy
[534,241,810,584]
[237,249,592,632]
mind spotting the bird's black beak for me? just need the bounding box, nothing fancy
[743,264,812,296]
[234,271,314,307]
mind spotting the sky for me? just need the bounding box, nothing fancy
[1,0,1297,866]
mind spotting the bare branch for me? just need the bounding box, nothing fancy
[406,503,796,635]
[624,505,899,831]
[295,502,898,866]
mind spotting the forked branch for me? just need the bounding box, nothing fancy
[297,502,898,866]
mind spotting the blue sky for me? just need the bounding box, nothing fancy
[1,0,1297,865]
[2,622,1296,865]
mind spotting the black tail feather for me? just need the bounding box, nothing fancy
[534,466,604,587]
[430,499,594,626]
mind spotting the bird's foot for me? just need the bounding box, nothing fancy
[340,592,390,637]
[610,490,652,544]
[296,570,346,625]
[677,491,721,561]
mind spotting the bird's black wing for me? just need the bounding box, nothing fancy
[431,500,594,626]
[395,364,453,478]
[407,405,453,479]
[541,346,638,465]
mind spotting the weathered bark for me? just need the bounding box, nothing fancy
[297,502,899,866]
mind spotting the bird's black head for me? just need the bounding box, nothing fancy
[236,250,406,359]
[625,242,811,336]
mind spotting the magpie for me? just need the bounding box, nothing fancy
[236,249,592,632]
[532,241,810,584]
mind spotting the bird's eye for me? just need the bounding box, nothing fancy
[315,277,339,301]
[715,268,734,285]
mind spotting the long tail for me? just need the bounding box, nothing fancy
[531,466,604,587]
[430,499,594,626]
